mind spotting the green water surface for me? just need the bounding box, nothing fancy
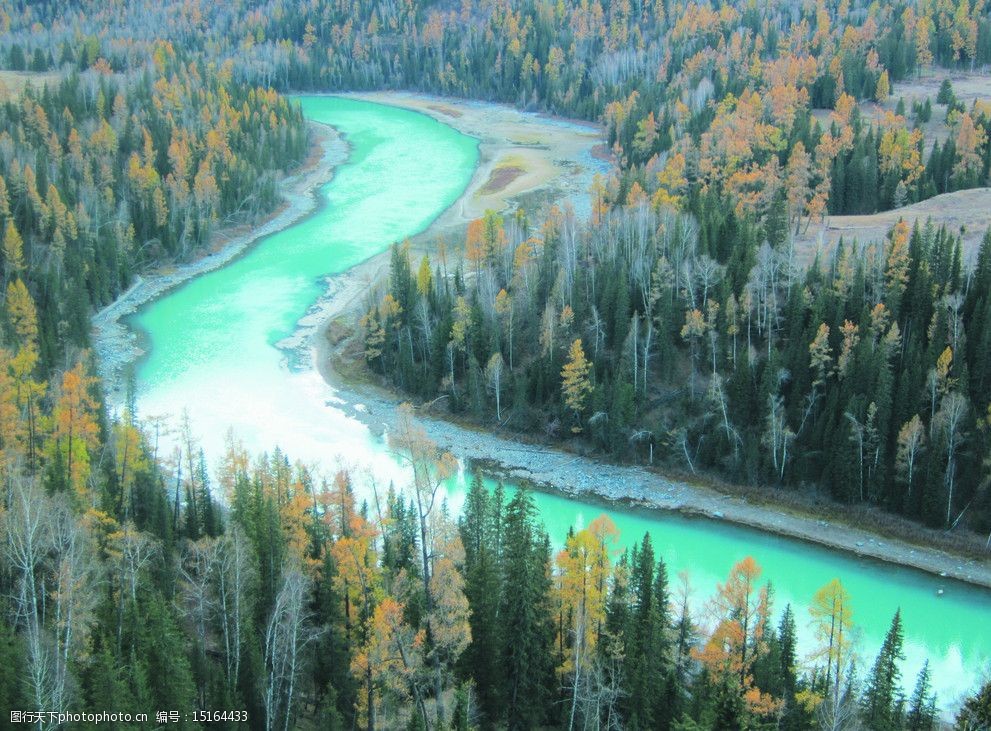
[129,96,990,711]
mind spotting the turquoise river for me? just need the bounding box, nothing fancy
[127,96,989,711]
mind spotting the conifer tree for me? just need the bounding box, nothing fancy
[958,679,991,730]
[500,489,555,730]
[622,534,670,729]
[905,660,937,731]
[561,338,593,432]
[862,609,906,729]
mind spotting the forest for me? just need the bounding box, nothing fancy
[341,0,991,539]
[1,404,981,730]
[365,202,991,534]
[1,0,991,728]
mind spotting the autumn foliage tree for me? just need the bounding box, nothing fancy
[562,338,593,432]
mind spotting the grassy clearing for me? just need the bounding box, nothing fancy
[0,70,61,100]
[795,187,991,266]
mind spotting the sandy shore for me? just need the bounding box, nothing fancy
[341,91,608,226]
[308,95,991,592]
[92,122,348,402]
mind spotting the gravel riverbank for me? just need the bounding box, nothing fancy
[318,345,991,591]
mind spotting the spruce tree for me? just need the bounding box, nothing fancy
[622,535,671,729]
[451,684,471,731]
[776,604,813,730]
[459,476,504,724]
[499,489,555,730]
[0,607,26,714]
[905,660,937,731]
[861,609,906,730]
[958,679,991,730]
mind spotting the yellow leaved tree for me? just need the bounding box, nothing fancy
[49,358,101,504]
[807,578,856,713]
[696,556,782,717]
[561,338,593,432]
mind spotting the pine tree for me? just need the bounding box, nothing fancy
[778,604,798,698]
[451,684,472,731]
[312,552,356,728]
[0,604,26,714]
[130,593,199,729]
[936,79,954,105]
[957,679,991,730]
[317,684,346,731]
[776,604,812,730]
[622,534,670,729]
[459,477,503,723]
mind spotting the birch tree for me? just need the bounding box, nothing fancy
[4,477,54,722]
[485,352,505,421]
[216,529,253,691]
[264,566,313,731]
[895,415,925,502]
[47,496,98,717]
[936,392,968,526]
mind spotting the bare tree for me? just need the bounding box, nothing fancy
[264,566,313,731]
[896,415,925,502]
[707,374,742,462]
[944,293,965,355]
[936,392,969,527]
[5,477,55,721]
[485,352,505,422]
[816,671,861,731]
[114,524,157,654]
[47,497,98,717]
[764,386,794,483]
[216,529,253,690]
[586,306,606,361]
[180,539,214,706]
[845,412,866,503]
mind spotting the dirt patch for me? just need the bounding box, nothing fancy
[479,165,525,194]
[795,187,991,267]
[427,103,463,118]
[891,70,991,106]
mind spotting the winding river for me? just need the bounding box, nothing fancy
[126,96,989,711]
